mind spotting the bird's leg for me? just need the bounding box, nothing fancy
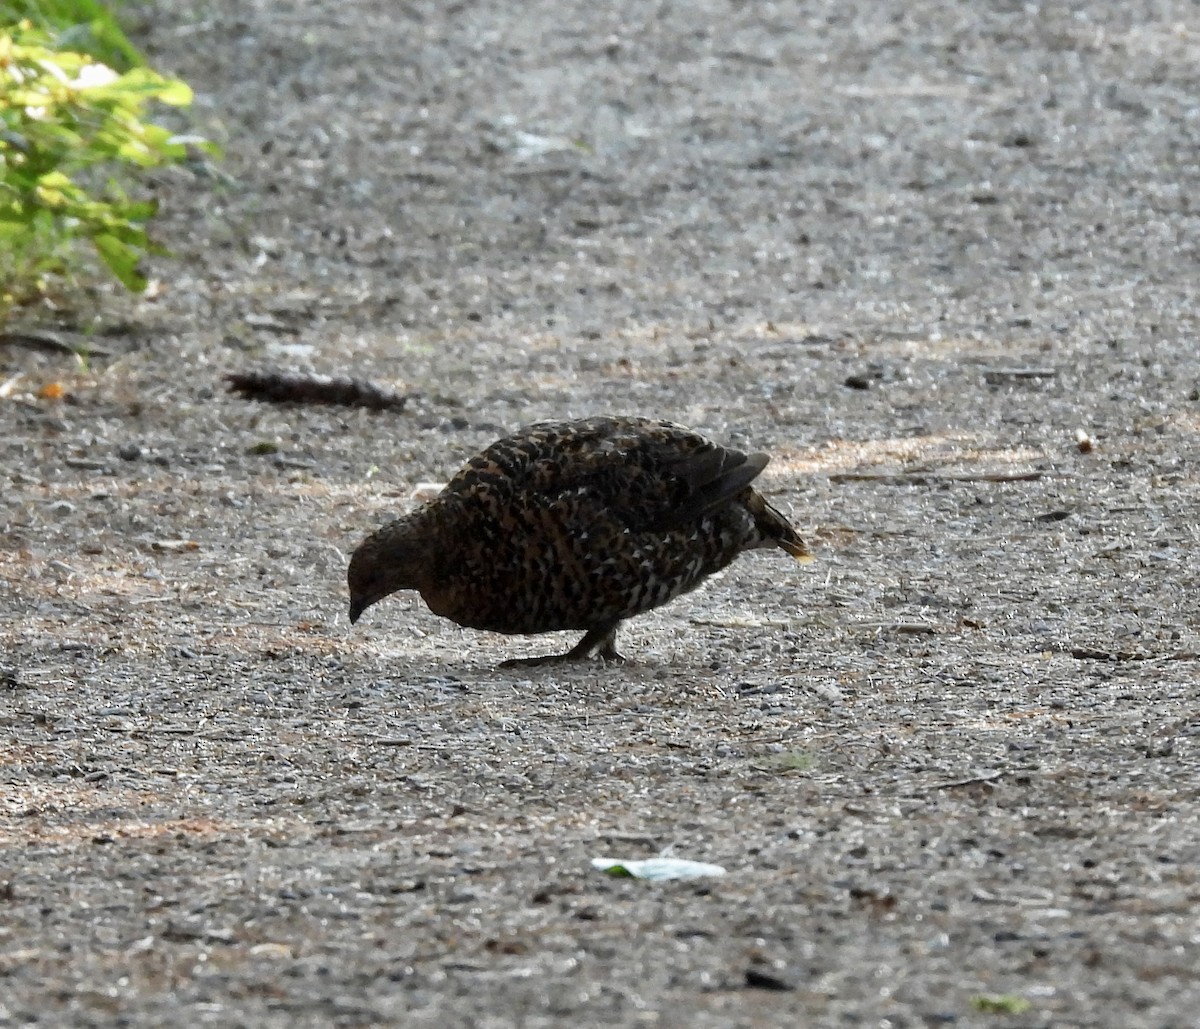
[589,625,625,662]
[500,623,625,667]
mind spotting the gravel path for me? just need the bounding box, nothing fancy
[2,2,1199,1026]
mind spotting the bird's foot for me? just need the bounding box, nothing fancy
[499,648,628,668]
[594,640,627,663]
[500,624,625,667]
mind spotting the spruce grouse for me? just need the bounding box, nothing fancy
[347,415,810,665]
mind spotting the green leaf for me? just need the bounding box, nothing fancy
[92,230,146,290]
[120,198,157,222]
[970,995,1032,1015]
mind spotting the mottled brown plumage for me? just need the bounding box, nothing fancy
[347,416,810,665]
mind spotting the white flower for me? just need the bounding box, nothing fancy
[72,63,120,89]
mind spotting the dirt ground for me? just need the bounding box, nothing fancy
[3,1,1200,1026]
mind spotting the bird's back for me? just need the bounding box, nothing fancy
[420,417,802,635]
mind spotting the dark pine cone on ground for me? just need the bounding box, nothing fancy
[226,370,414,412]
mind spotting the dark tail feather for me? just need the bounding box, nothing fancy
[746,491,813,561]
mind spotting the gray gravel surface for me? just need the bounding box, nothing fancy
[2,1,1200,1026]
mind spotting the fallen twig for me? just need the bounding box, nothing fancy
[984,367,1057,382]
[0,328,110,358]
[924,770,1006,791]
[850,620,941,634]
[1070,647,1200,663]
[828,470,1044,484]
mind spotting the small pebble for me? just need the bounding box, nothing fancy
[118,443,142,461]
[745,967,795,991]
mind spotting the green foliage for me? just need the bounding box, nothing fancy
[970,994,1032,1015]
[0,13,216,320]
[1,1,142,70]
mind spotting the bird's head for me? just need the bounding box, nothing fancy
[347,515,434,624]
